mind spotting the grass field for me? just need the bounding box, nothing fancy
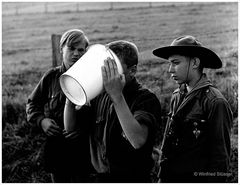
[2,2,238,182]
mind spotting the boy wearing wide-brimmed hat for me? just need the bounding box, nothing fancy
[153,35,232,182]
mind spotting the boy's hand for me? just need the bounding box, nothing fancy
[41,118,62,136]
[101,58,125,103]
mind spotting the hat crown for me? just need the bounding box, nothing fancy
[171,35,203,47]
[152,35,222,69]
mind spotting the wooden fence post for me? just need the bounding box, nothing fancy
[77,3,80,12]
[15,5,19,15]
[149,2,152,8]
[44,2,48,13]
[51,34,62,67]
[110,2,113,10]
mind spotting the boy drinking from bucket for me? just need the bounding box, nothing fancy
[64,40,162,182]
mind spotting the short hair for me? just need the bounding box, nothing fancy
[106,40,138,68]
[60,29,89,50]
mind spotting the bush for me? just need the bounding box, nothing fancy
[2,101,51,182]
[227,144,238,182]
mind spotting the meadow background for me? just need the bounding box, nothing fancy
[2,2,238,182]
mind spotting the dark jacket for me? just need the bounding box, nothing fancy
[89,78,162,182]
[26,64,92,174]
[160,74,232,183]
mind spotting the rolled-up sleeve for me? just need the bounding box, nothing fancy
[134,110,156,129]
[131,93,162,145]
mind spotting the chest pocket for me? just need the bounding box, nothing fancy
[178,115,208,145]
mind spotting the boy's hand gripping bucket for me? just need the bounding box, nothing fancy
[60,44,123,106]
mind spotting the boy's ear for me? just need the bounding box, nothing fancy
[192,57,201,69]
[129,65,137,76]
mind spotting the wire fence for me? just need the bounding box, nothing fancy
[2,2,179,16]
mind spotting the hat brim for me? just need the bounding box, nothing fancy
[152,46,222,69]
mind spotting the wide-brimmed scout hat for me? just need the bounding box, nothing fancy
[152,35,222,69]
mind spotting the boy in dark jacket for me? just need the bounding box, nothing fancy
[153,35,232,182]
[26,29,93,182]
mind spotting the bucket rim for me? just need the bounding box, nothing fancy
[60,74,87,106]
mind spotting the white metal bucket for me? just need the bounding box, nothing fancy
[60,44,123,106]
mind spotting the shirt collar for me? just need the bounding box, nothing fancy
[190,73,212,91]
[184,73,213,98]
[173,73,213,95]
[60,63,67,73]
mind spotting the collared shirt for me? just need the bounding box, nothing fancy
[89,78,162,180]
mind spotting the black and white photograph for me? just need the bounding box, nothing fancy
[2,1,238,183]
